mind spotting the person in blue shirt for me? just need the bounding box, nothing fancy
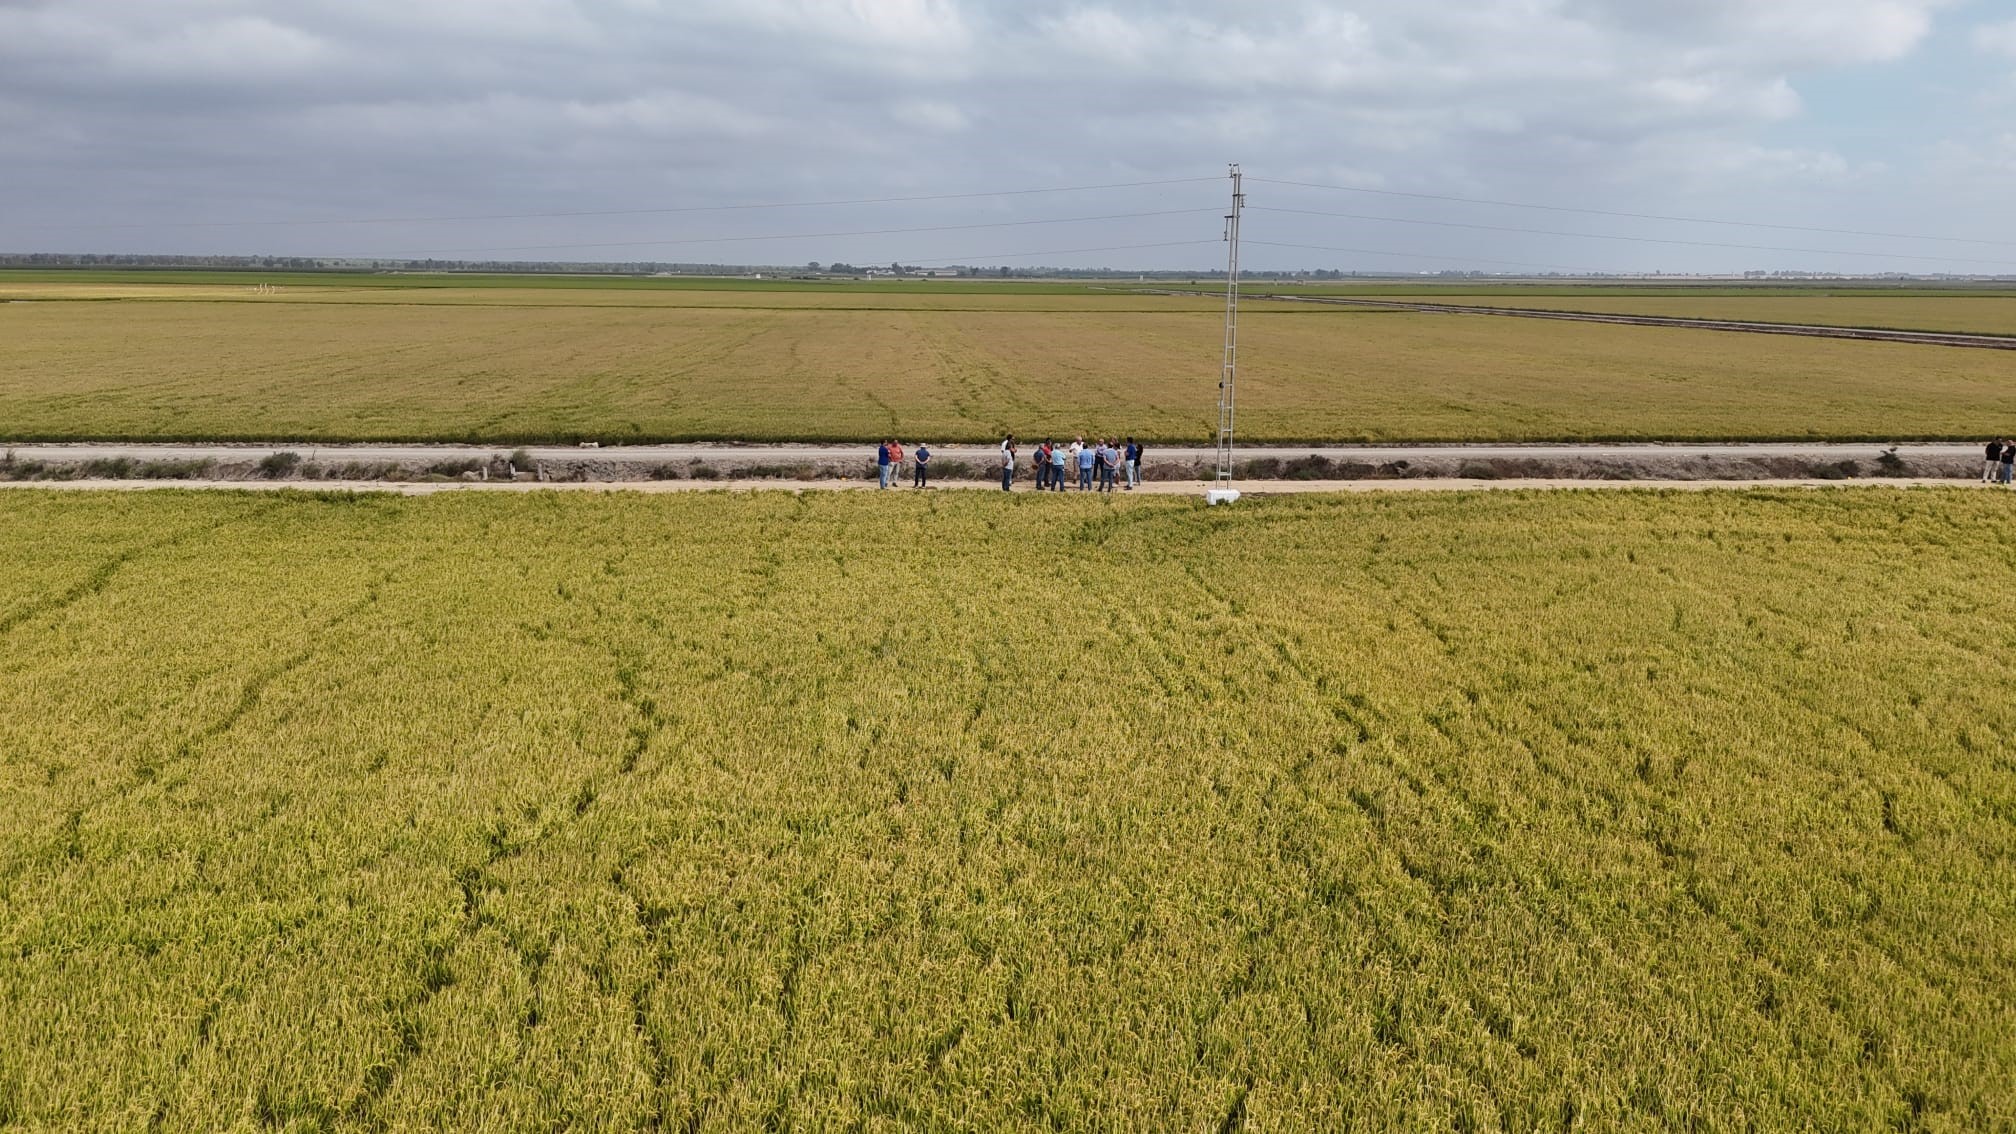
[913,442,931,488]
[1048,441,1067,491]
[876,440,892,489]
[1077,439,1096,490]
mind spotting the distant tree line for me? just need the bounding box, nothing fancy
[0,251,1447,279]
[23,251,1991,282]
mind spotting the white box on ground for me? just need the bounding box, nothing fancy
[1206,488,1241,506]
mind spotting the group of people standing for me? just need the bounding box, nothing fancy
[875,439,930,488]
[872,436,1145,491]
[999,435,1143,492]
[1985,439,2016,485]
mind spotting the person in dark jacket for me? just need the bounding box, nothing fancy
[1986,439,2003,484]
[913,443,931,488]
[1124,437,1142,489]
[876,440,892,489]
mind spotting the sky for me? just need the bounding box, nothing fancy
[4,0,2016,275]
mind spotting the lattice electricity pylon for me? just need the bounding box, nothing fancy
[1214,163,1244,484]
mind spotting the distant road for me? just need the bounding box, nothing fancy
[1243,294,2016,350]
[2,441,1984,464]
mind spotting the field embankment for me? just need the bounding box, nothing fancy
[1240,293,2016,348]
[1293,291,2016,337]
[2,487,2012,1128]
[0,440,1986,485]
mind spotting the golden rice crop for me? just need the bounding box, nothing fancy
[6,281,2016,443]
[1,486,2012,1129]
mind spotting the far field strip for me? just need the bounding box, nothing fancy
[10,273,2016,445]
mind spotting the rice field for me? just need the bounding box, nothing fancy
[6,277,2016,444]
[3,486,2012,1129]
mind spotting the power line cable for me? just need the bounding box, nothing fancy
[1249,176,2016,250]
[906,239,1224,266]
[37,177,1224,232]
[1244,239,1585,273]
[1249,206,2016,268]
[382,208,1224,257]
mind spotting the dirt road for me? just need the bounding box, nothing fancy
[4,441,1982,465]
[1245,294,2016,350]
[4,477,1998,497]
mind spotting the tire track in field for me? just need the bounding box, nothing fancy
[353,537,751,1129]
[93,556,416,1132]
[1358,550,1916,1076]
[1116,528,1479,1072]
[44,575,407,884]
[604,509,862,1131]
[0,501,280,637]
[1633,560,2010,1002]
[0,535,400,894]
[1153,530,1579,1095]
[349,573,681,1128]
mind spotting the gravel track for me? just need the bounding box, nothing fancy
[3,477,1997,497]
[1246,293,2016,350]
[4,441,1984,464]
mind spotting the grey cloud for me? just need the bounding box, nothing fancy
[0,0,2006,273]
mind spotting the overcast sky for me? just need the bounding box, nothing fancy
[4,0,2015,274]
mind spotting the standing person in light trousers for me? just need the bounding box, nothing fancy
[1124,437,1142,490]
[1000,434,1017,491]
[876,440,892,489]
[1986,439,2004,484]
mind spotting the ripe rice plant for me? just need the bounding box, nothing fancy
[6,278,2016,443]
[1,486,2012,1129]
